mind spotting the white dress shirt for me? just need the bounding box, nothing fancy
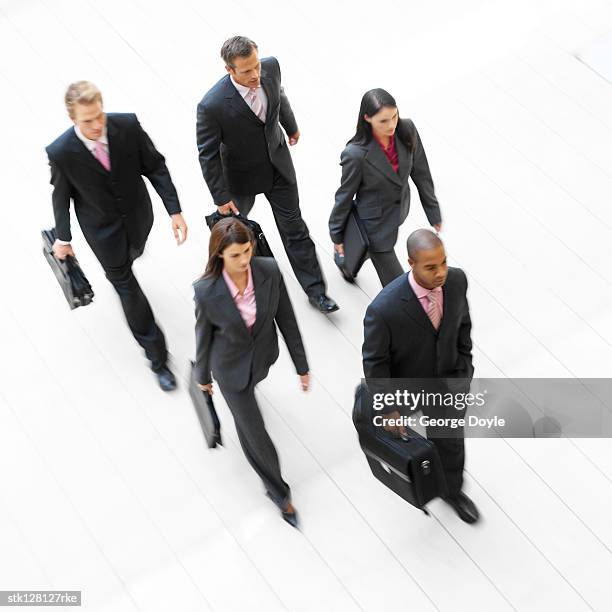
[55,126,109,246]
[74,124,109,155]
[230,75,268,120]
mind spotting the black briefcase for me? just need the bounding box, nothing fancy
[334,206,369,282]
[188,361,222,449]
[41,228,94,310]
[353,383,447,514]
[205,211,274,258]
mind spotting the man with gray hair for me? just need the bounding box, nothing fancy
[362,229,480,523]
[196,36,339,314]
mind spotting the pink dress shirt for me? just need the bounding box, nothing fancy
[230,75,268,121]
[223,266,257,331]
[408,271,444,317]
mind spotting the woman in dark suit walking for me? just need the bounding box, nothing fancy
[194,218,309,528]
[329,88,442,287]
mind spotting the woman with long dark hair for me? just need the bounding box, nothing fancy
[193,218,309,527]
[329,88,442,286]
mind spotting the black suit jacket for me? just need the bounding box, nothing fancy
[194,257,308,392]
[46,113,181,269]
[196,57,299,204]
[329,119,441,252]
[362,267,473,381]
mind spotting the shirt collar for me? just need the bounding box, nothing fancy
[230,75,259,98]
[222,265,253,298]
[373,133,396,153]
[74,124,108,152]
[408,270,442,299]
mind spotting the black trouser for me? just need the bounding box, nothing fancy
[103,259,167,371]
[369,250,404,287]
[424,405,466,497]
[232,171,326,298]
[220,383,291,508]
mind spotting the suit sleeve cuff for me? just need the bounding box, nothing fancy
[296,362,309,376]
[427,212,442,226]
[213,194,232,206]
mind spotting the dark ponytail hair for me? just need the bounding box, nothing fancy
[203,217,255,279]
[348,88,413,151]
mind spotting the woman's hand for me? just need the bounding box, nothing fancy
[334,243,345,257]
[299,373,310,392]
[288,130,300,146]
[198,383,214,395]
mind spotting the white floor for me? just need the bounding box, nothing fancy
[1,0,612,610]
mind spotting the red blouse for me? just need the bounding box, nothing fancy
[374,134,399,173]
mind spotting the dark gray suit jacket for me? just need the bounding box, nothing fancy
[46,113,181,269]
[194,257,309,392]
[329,119,441,252]
[196,57,298,204]
[362,267,473,381]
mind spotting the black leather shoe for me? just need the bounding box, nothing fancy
[281,507,299,529]
[266,491,299,528]
[308,293,339,313]
[154,365,176,391]
[443,492,480,524]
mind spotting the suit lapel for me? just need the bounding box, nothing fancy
[259,70,274,123]
[401,274,438,335]
[106,115,119,174]
[250,259,271,338]
[224,75,263,126]
[437,277,457,338]
[67,128,108,176]
[212,274,252,338]
[365,139,403,187]
[396,138,411,182]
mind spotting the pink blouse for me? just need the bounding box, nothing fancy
[222,266,257,331]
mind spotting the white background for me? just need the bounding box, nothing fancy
[1,0,612,610]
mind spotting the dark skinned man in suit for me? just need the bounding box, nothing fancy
[362,229,480,523]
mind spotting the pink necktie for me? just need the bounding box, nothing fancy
[247,88,266,122]
[94,140,111,171]
[426,289,442,330]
